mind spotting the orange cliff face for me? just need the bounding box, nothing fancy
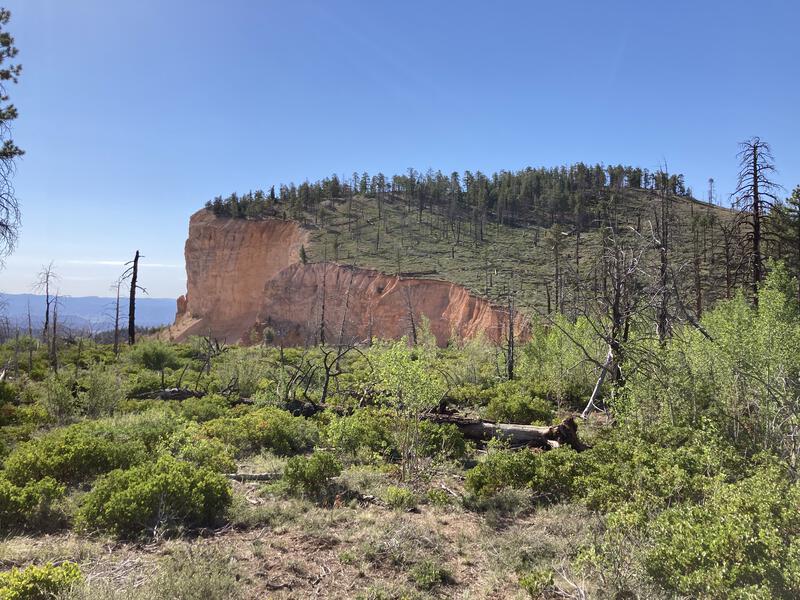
[167,209,528,346]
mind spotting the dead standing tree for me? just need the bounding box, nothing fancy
[49,293,60,372]
[111,277,124,356]
[577,226,659,418]
[731,137,782,306]
[121,250,146,345]
[32,261,57,344]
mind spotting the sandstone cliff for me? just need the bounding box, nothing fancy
[168,209,527,346]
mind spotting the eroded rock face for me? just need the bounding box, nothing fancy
[169,209,527,346]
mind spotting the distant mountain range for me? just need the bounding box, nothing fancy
[0,293,177,332]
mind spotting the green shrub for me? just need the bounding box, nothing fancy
[425,488,452,507]
[0,404,49,459]
[0,402,48,428]
[283,451,342,498]
[645,465,800,598]
[161,425,236,473]
[0,562,81,599]
[409,559,451,590]
[577,428,741,519]
[518,568,555,598]
[484,382,554,424]
[465,447,583,502]
[202,407,317,456]
[180,394,230,423]
[3,410,181,486]
[417,421,467,460]
[385,485,417,510]
[37,374,77,424]
[0,380,19,404]
[124,369,163,397]
[78,365,121,417]
[214,349,265,398]
[77,454,231,538]
[324,408,394,460]
[129,341,180,387]
[3,424,143,486]
[0,475,65,531]
[447,383,491,408]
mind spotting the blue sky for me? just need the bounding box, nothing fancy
[0,0,798,298]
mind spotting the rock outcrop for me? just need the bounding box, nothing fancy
[168,209,527,346]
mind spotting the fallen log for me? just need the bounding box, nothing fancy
[133,388,205,400]
[128,389,587,452]
[225,472,281,482]
[425,415,588,452]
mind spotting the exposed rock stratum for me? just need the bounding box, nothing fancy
[167,209,527,346]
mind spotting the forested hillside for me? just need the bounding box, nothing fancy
[204,163,754,321]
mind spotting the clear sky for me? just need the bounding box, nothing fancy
[0,0,798,298]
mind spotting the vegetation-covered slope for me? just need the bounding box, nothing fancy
[205,164,742,319]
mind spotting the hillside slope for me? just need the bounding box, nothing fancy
[306,189,737,315]
[168,209,527,346]
[172,165,743,345]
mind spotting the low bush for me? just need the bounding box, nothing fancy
[3,410,180,486]
[577,428,742,519]
[283,451,342,498]
[425,488,452,507]
[518,569,555,598]
[37,374,77,424]
[180,394,230,423]
[201,407,317,456]
[3,424,143,486]
[0,380,19,404]
[324,408,394,461]
[161,425,236,473]
[78,365,122,418]
[0,402,48,428]
[409,559,451,590]
[0,561,82,599]
[129,341,180,387]
[483,382,554,424]
[417,421,467,460]
[0,475,65,531]
[124,369,163,397]
[77,454,231,538]
[385,486,417,510]
[645,465,800,598]
[465,447,583,503]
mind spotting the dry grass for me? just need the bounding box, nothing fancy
[0,462,603,599]
[1,496,601,599]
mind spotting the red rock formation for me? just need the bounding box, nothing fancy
[168,209,528,346]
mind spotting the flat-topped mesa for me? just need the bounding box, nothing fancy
[168,209,528,346]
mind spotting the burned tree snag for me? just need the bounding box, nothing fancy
[122,251,146,346]
[128,250,139,345]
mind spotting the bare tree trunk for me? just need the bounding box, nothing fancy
[403,285,417,345]
[656,190,670,342]
[506,290,515,380]
[751,145,762,305]
[113,280,121,356]
[26,301,33,372]
[128,250,140,345]
[13,329,19,376]
[581,348,613,419]
[50,295,59,373]
[319,263,327,345]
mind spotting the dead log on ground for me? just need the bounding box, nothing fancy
[225,472,281,482]
[133,388,205,400]
[425,415,588,452]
